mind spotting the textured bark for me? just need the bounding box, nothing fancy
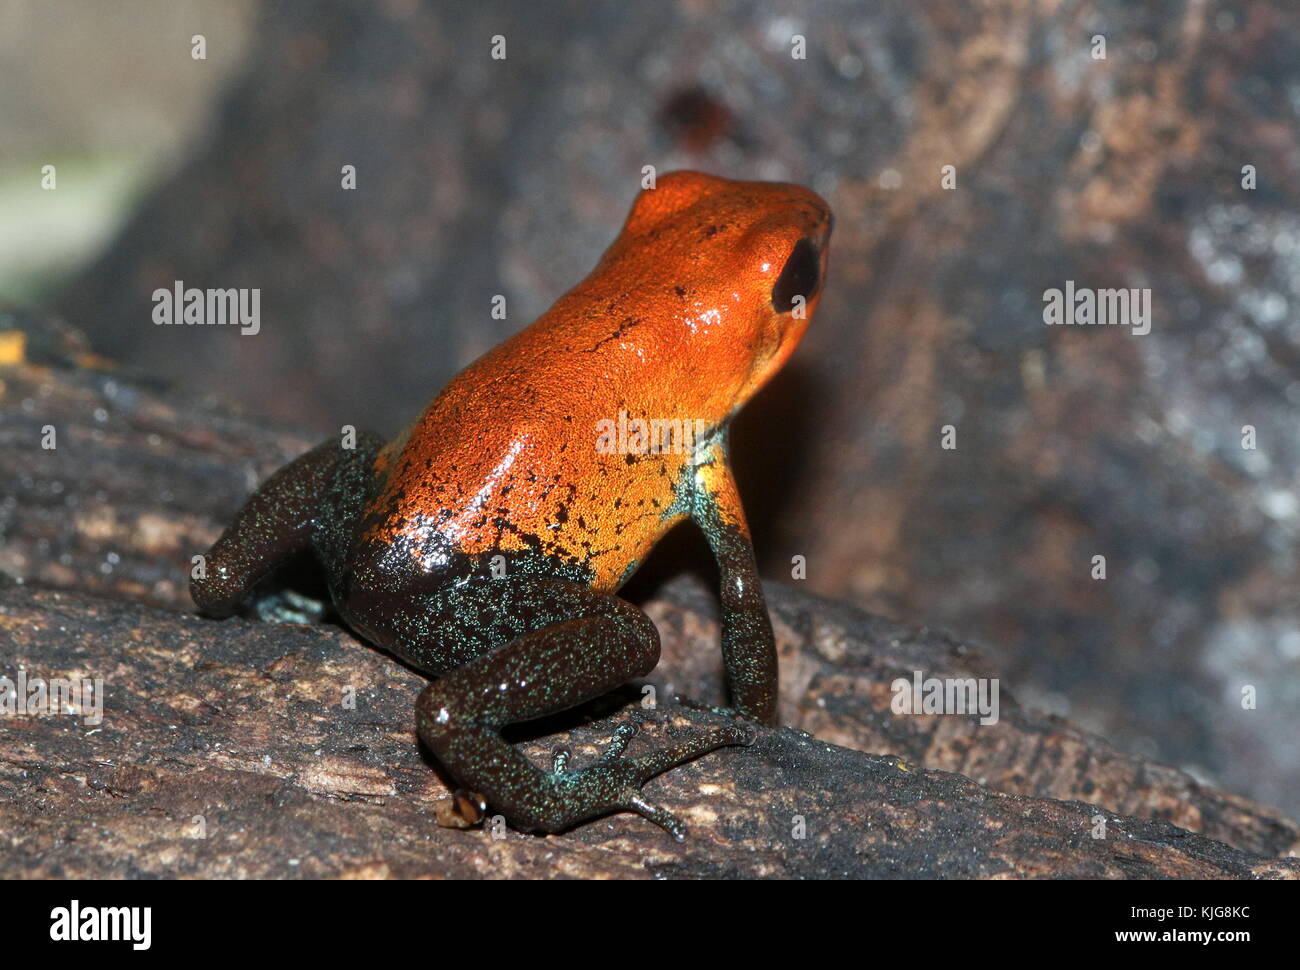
[0,313,1296,876]
[1,583,1295,879]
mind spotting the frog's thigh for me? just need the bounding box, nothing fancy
[410,578,744,836]
[191,434,384,617]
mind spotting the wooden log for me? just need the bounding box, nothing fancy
[0,311,1295,876]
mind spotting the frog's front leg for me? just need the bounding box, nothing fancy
[403,578,751,839]
[691,439,780,726]
[191,433,385,618]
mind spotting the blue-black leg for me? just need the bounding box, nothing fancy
[407,579,751,839]
[691,440,780,725]
[190,434,384,618]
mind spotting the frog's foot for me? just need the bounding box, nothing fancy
[554,722,753,841]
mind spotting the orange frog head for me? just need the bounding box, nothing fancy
[558,170,833,423]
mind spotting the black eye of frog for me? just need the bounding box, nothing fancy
[771,237,820,313]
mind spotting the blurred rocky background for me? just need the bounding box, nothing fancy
[2,0,1298,821]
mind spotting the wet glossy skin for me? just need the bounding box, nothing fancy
[192,171,832,839]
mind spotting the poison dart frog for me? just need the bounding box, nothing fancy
[191,170,833,839]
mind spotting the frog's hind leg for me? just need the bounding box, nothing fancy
[191,434,385,619]
[409,579,752,840]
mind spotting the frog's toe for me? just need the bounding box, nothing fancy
[550,745,572,774]
[596,721,639,763]
[613,728,749,839]
[625,795,688,842]
[626,725,752,784]
[252,588,330,625]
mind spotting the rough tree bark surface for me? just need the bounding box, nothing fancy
[52,0,1300,819]
[0,311,1295,877]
